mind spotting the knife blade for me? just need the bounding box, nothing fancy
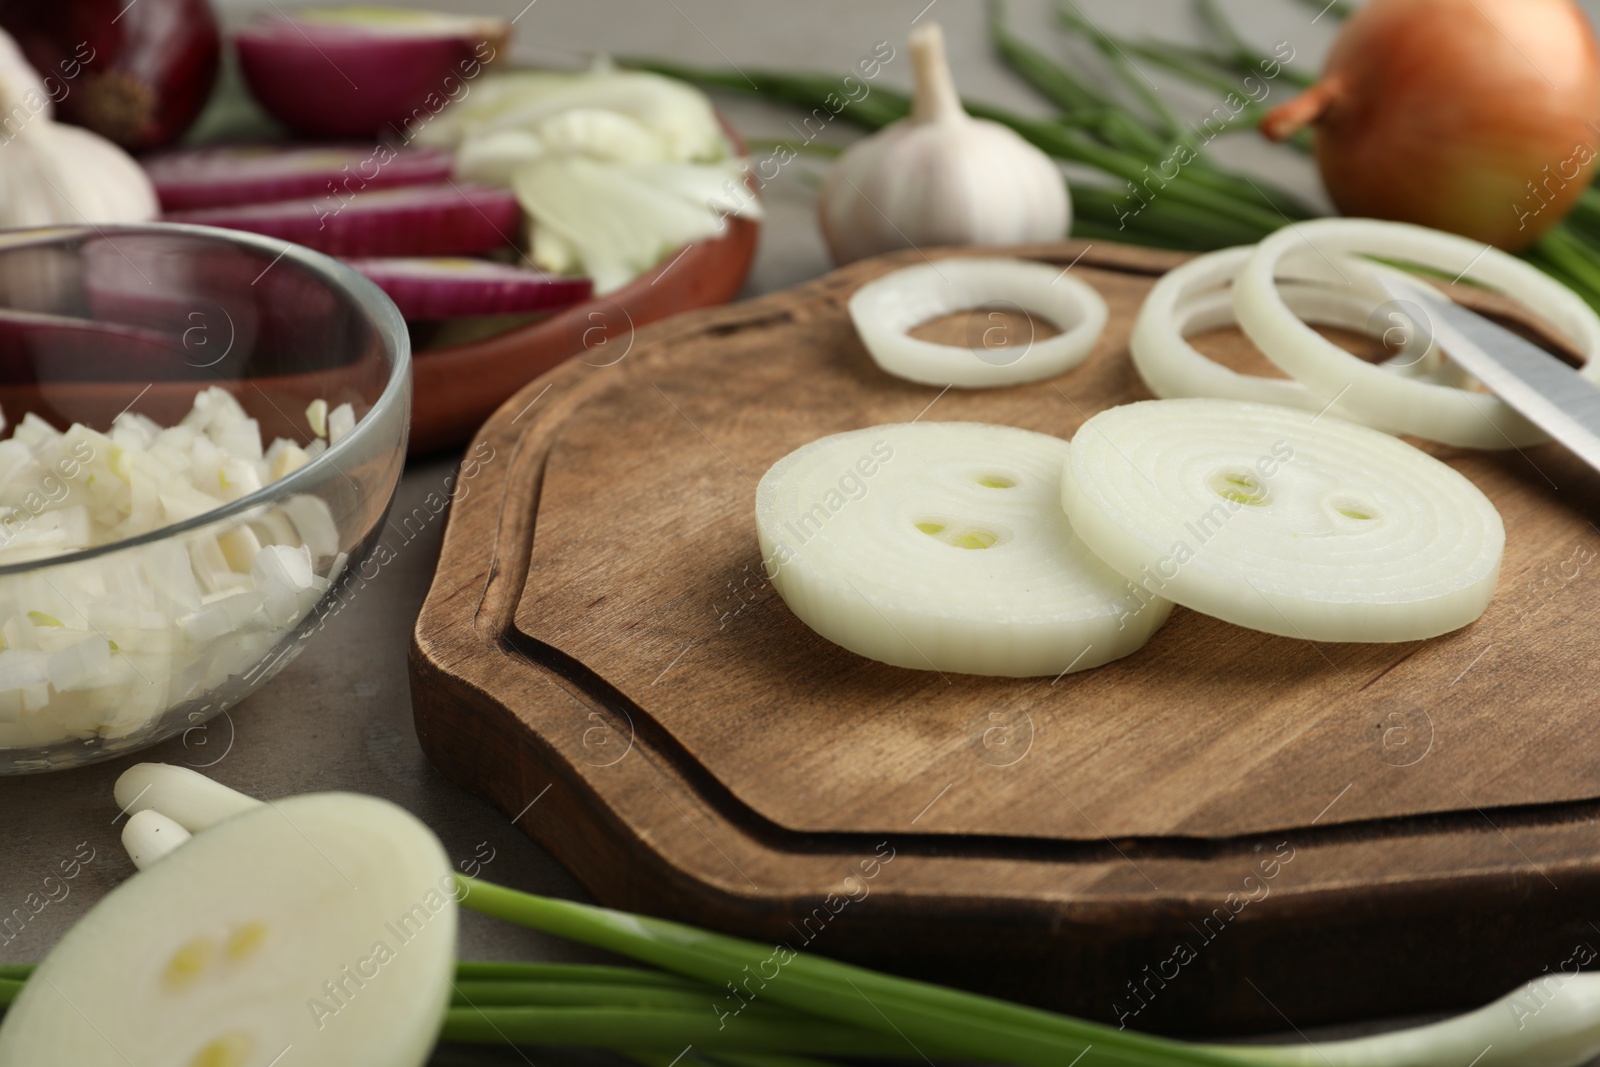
[1386,281,1600,470]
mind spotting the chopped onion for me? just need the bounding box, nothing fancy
[1061,398,1504,643]
[0,387,353,749]
[327,403,356,446]
[848,258,1108,388]
[755,422,1170,677]
[0,793,455,1066]
[1233,218,1600,447]
[1131,245,1460,413]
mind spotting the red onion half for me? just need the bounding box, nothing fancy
[235,8,511,140]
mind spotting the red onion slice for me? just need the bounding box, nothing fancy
[164,183,520,257]
[342,257,591,319]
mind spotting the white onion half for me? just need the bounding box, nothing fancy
[1132,245,1462,413]
[0,793,455,1067]
[848,258,1108,388]
[1061,399,1503,643]
[1234,218,1600,447]
[755,422,1170,677]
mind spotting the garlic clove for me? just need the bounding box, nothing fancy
[817,22,1069,265]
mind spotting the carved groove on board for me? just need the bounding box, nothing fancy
[497,612,1600,860]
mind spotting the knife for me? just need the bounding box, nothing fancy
[1385,281,1600,470]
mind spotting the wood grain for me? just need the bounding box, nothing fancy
[412,240,1600,1035]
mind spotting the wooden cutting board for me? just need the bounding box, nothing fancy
[410,240,1600,1036]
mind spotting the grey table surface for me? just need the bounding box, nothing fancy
[4,0,1598,1051]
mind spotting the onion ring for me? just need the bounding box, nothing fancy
[848,257,1108,388]
[1234,218,1600,448]
[1132,246,1452,415]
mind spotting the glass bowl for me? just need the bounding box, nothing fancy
[0,223,409,773]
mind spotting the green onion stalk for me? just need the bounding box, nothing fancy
[452,878,1600,1067]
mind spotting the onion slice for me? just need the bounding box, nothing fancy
[165,183,519,258]
[142,144,456,211]
[848,258,1108,388]
[343,257,591,319]
[1233,218,1600,448]
[1061,398,1504,643]
[1132,246,1458,413]
[755,422,1170,677]
[0,793,455,1066]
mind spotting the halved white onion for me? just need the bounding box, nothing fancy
[756,422,1170,677]
[0,793,455,1067]
[848,258,1108,388]
[1234,218,1600,447]
[1131,245,1461,413]
[1061,399,1503,643]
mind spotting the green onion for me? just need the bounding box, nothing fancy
[1292,0,1354,19]
[456,876,1255,1067]
[439,1005,913,1055]
[744,139,844,158]
[449,980,725,1010]
[452,961,705,987]
[1191,0,1316,89]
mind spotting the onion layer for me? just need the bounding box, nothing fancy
[1061,398,1504,643]
[756,422,1170,678]
[848,258,1108,388]
[1234,218,1600,448]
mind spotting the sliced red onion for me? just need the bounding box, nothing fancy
[342,257,591,320]
[163,183,520,257]
[141,144,456,212]
[235,10,510,139]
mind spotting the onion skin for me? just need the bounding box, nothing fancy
[1262,0,1600,251]
[0,0,221,151]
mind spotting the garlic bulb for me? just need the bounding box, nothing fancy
[818,23,1069,265]
[0,122,159,227]
[0,27,51,126]
[0,31,157,229]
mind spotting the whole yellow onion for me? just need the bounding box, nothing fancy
[1263,0,1600,251]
